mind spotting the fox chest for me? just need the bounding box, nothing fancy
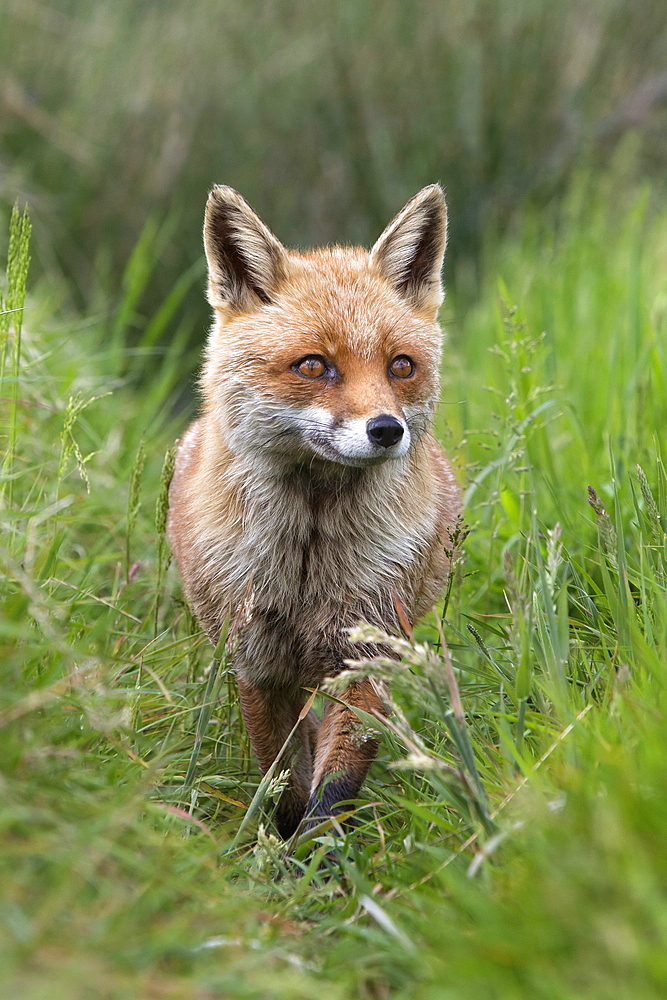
[207,484,431,686]
[240,497,421,615]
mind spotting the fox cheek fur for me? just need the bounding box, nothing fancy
[167,183,461,839]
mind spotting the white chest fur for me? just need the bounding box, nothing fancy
[197,457,435,623]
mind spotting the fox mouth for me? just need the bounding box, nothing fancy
[306,434,401,468]
[226,393,416,468]
[292,408,414,467]
[303,424,411,468]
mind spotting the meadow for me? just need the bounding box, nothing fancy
[4,0,666,331]
[1,160,666,998]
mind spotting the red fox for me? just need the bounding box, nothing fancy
[167,184,461,838]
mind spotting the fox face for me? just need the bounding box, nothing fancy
[200,185,448,471]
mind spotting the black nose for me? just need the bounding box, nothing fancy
[366,414,404,448]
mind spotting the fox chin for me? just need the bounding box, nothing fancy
[167,183,461,840]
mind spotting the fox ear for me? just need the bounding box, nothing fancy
[203,186,287,310]
[370,185,448,313]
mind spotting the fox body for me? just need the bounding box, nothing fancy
[167,184,461,837]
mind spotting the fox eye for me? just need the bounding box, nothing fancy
[294,355,327,379]
[389,355,414,379]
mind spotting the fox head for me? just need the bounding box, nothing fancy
[200,184,448,470]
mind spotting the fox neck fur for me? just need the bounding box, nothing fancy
[168,415,458,689]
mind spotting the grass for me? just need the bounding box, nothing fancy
[1,173,667,998]
[4,0,666,329]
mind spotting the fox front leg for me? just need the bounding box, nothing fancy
[304,678,386,830]
[237,679,318,838]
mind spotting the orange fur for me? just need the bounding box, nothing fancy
[168,184,461,838]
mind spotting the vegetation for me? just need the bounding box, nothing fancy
[3,0,666,333]
[2,161,667,996]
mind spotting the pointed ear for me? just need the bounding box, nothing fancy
[370,185,448,313]
[203,185,288,310]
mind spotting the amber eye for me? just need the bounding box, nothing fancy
[295,356,327,379]
[389,355,414,379]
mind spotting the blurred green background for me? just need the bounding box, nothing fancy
[2,0,667,345]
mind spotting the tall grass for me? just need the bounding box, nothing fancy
[3,0,666,331]
[1,175,667,997]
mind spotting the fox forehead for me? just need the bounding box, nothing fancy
[212,246,443,365]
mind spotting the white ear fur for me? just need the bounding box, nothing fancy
[203,185,287,310]
[370,184,448,312]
